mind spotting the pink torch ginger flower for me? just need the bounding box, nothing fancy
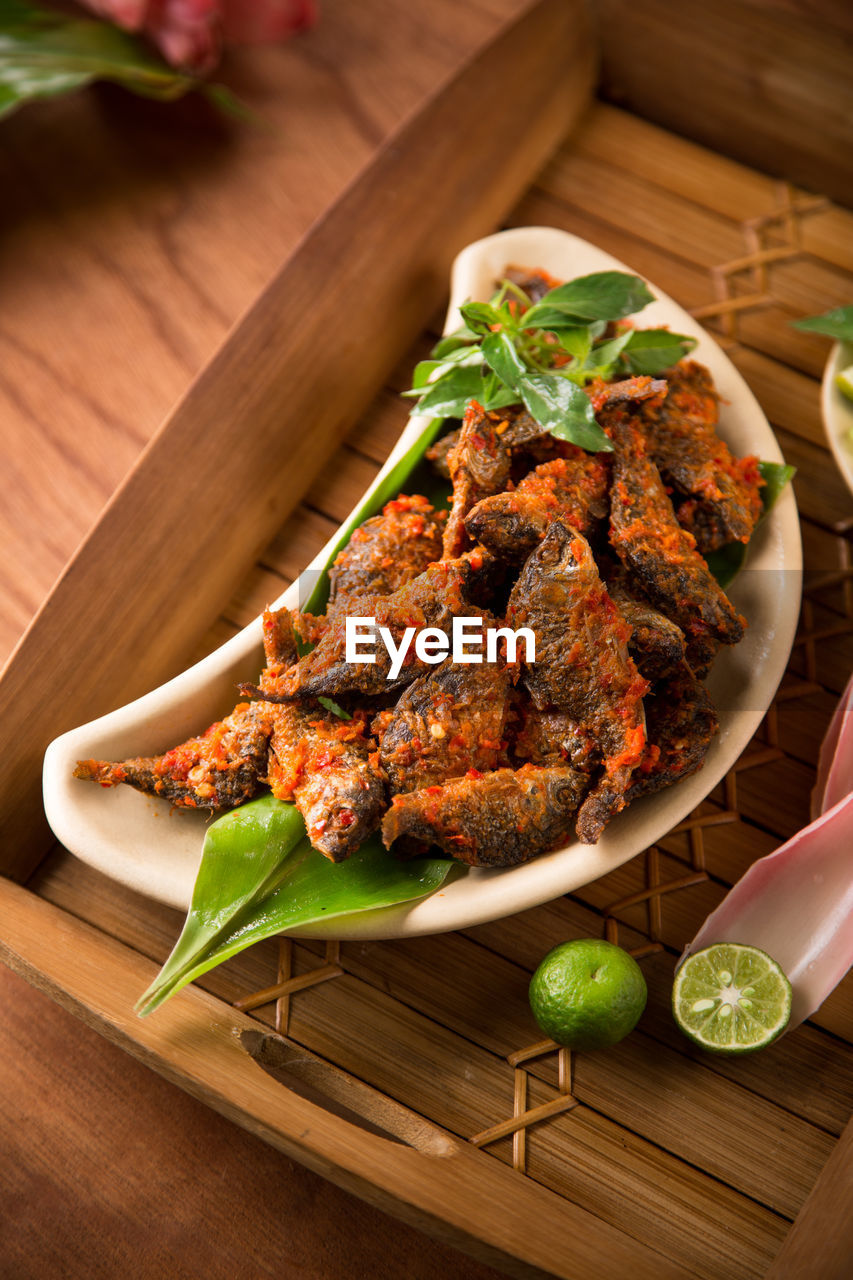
[80,0,317,73]
[681,674,853,1030]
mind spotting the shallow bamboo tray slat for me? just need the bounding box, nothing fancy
[3,102,853,1279]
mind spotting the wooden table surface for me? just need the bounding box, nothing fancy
[6,4,853,1277]
[0,3,529,1274]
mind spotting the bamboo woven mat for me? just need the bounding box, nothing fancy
[29,103,853,1279]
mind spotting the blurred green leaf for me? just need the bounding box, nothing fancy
[523,271,655,327]
[0,0,202,119]
[792,306,853,344]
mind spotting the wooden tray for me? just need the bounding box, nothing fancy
[3,13,853,1280]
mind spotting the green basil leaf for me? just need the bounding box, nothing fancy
[705,461,796,588]
[459,301,505,336]
[621,328,699,375]
[408,346,484,391]
[585,330,633,375]
[136,795,453,1015]
[792,306,853,344]
[481,331,612,451]
[481,384,522,412]
[0,0,202,120]
[518,371,613,453]
[411,364,489,419]
[523,272,655,326]
[481,329,526,390]
[408,360,443,390]
[554,327,593,361]
[431,325,481,358]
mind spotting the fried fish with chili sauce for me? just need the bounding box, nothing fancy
[605,577,687,681]
[503,264,564,304]
[465,451,610,561]
[239,604,302,702]
[261,603,299,667]
[427,379,665,481]
[382,764,587,867]
[328,494,445,607]
[627,663,719,800]
[607,408,745,676]
[73,701,274,811]
[512,700,601,776]
[266,707,386,861]
[507,521,649,844]
[442,401,514,558]
[636,361,763,551]
[376,655,512,793]
[260,553,495,702]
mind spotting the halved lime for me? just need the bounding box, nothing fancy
[672,943,792,1054]
[836,364,853,402]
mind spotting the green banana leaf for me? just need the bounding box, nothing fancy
[136,794,453,1015]
[0,0,203,119]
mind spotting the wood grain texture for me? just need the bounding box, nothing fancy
[0,0,525,662]
[21,844,797,1279]
[0,962,508,1280]
[766,1117,853,1279]
[596,0,853,207]
[0,0,596,879]
[0,879,691,1280]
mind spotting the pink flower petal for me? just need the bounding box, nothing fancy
[221,0,317,43]
[811,672,853,819]
[142,0,222,72]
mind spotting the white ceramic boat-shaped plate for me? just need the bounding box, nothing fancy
[43,227,802,939]
[821,341,853,496]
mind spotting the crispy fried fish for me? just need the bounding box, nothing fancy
[606,579,686,681]
[637,361,763,551]
[376,656,511,793]
[512,702,601,776]
[381,764,587,867]
[328,494,445,606]
[238,605,301,702]
[74,702,274,811]
[504,264,564,303]
[465,451,610,560]
[427,379,665,481]
[627,663,719,800]
[607,408,745,676]
[262,604,299,668]
[266,706,386,861]
[443,401,513,558]
[507,522,649,843]
[259,554,493,702]
[250,497,446,698]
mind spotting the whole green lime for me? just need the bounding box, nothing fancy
[528,939,647,1050]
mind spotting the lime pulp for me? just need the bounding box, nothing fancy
[672,943,792,1054]
[835,364,853,402]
